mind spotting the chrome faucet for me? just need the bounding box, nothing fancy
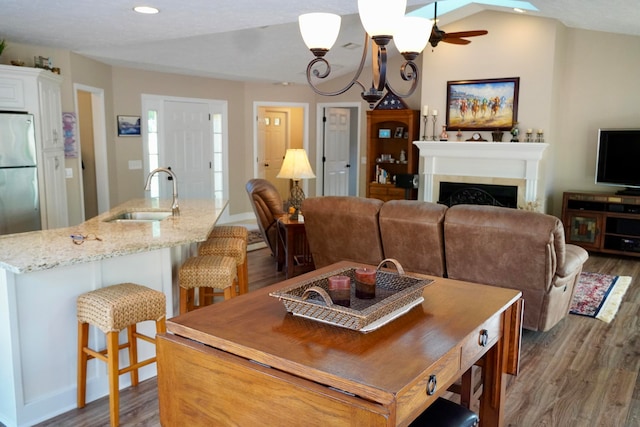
[144,167,180,216]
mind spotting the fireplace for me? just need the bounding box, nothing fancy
[413,141,549,209]
[438,182,518,208]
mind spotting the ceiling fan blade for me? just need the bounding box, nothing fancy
[443,30,488,38]
[443,38,472,45]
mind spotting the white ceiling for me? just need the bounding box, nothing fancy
[0,1,638,85]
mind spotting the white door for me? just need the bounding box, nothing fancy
[257,108,289,200]
[323,108,351,196]
[163,101,212,199]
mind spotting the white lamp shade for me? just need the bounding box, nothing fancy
[393,16,433,54]
[277,149,316,180]
[357,0,407,37]
[298,13,341,51]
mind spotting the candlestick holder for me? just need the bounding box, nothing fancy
[431,116,438,141]
[422,115,428,141]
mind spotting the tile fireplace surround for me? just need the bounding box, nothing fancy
[413,141,549,208]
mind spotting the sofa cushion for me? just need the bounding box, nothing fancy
[379,200,447,277]
[301,196,385,268]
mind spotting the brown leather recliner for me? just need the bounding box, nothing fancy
[379,200,448,277]
[246,179,285,258]
[443,204,589,332]
[301,196,385,268]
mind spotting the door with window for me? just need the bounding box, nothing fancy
[142,96,228,217]
[257,108,289,200]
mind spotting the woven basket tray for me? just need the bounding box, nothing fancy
[269,259,433,332]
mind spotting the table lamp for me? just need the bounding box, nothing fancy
[277,149,316,220]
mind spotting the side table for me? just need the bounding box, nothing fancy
[276,215,315,278]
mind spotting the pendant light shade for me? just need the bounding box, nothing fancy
[357,0,407,37]
[393,16,433,59]
[299,13,341,52]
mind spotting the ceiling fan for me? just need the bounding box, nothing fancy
[428,2,488,48]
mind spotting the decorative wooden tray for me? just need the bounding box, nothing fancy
[269,259,433,332]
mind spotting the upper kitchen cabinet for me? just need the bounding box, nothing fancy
[0,64,68,229]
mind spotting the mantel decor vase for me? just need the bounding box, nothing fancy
[491,131,504,142]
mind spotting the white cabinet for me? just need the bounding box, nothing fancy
[38,77,64,151]
[0,65,68,229]
[42,150,69,228]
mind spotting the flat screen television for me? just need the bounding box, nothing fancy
[595,128,640,195]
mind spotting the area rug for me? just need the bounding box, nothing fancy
[569,272,632,323]
[247,229,267,251]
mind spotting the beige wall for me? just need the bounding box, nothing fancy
[421,11,640,215]
[3,10,640,222]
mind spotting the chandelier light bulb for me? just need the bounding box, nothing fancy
[394,16,433,59]
[357,0,407,37]
[299,13,341,55]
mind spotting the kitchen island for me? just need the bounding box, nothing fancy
[0,197,227,427]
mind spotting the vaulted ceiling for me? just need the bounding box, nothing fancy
[1,1,638,85]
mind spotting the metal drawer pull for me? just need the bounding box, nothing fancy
[479,329,489,347]
[426,374,437,395]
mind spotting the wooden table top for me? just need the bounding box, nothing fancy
[167,261,521,405]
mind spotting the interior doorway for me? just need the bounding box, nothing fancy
[73,84,109,222]
[254,103,309,202]
[315,103,361,196]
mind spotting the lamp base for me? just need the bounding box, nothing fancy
[288,181,305,220]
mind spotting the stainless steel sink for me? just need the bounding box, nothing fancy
[105,211,172,223]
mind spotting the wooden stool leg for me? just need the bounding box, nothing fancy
[238,260,248,295]
[77,321,89,408]
[157,317,167,335]
[224,285,234,300]
[106,331,120,427]
[180,287,192,314]
[127,325,139,387]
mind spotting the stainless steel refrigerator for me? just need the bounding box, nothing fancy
[0,113,41,235]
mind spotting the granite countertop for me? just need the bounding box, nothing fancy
[0,198,227,274]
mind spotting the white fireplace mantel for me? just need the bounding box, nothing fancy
[413,141,549,203]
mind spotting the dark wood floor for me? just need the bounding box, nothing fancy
[34,250,639,427]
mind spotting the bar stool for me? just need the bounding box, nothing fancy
[77,283,166,427]
[409,397,479,427]
[179,255,237,313]
[207,225,248,241]
[198,237,248,295]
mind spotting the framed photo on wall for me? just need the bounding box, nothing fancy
[117,115,141,136]
[445,77,519,131]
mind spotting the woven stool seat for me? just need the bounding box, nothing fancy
[208,225,248,241]
[199,237,248,295]
[77,283,166,333]
[77,283,166,427]
[179,255,237,313]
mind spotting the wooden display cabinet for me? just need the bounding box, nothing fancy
[562,191,640,257]
[366,109,420,201]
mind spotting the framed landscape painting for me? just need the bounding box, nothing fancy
[117,115,141,136]
[445,77,519,131]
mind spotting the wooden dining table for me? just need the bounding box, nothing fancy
[157,261,523,426]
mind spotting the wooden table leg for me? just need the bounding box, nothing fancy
[478,302,519,426]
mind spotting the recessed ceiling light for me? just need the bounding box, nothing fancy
[133,6,159,14]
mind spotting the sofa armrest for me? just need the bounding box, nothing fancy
[556,244,589,279]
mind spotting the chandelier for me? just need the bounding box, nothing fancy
[298,0,433,108]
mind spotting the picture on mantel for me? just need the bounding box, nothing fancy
[445,77,519,131]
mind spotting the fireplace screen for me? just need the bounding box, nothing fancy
[438,182,518,208]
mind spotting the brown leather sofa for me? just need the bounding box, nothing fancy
[302,197,589,332]
[302,196,385,268]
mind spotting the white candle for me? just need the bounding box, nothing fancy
[527,129,532,133]
[422,105,429,116]
[432,109,438,116]
[538,129,543,133]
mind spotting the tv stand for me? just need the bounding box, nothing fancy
[562,191,640,257]
[616,188,640,196]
